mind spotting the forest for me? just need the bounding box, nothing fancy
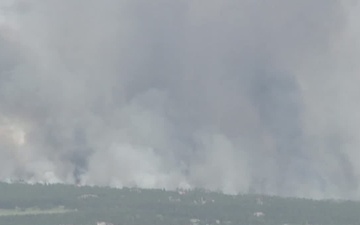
[0,181,359,225]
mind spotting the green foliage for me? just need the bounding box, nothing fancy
[0,182,359,225]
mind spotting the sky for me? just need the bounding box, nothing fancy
[0,0,360,199]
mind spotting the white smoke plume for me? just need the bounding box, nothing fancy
[0,0,360,199]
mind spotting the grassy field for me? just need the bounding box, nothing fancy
[0,206,75,217]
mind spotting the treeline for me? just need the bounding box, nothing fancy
[0,182,359,225]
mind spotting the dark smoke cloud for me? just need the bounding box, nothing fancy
[0,0,359,199]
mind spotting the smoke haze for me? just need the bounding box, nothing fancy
[1,0,360,199]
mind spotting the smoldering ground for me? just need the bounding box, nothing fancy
[0,0,360,199]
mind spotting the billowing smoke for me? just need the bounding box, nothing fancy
[0,0,360,199]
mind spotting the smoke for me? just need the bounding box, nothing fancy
[0,0,360,199]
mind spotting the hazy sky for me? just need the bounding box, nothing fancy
[0,0,360,199]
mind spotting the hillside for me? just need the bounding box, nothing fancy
[0,182,359,225]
